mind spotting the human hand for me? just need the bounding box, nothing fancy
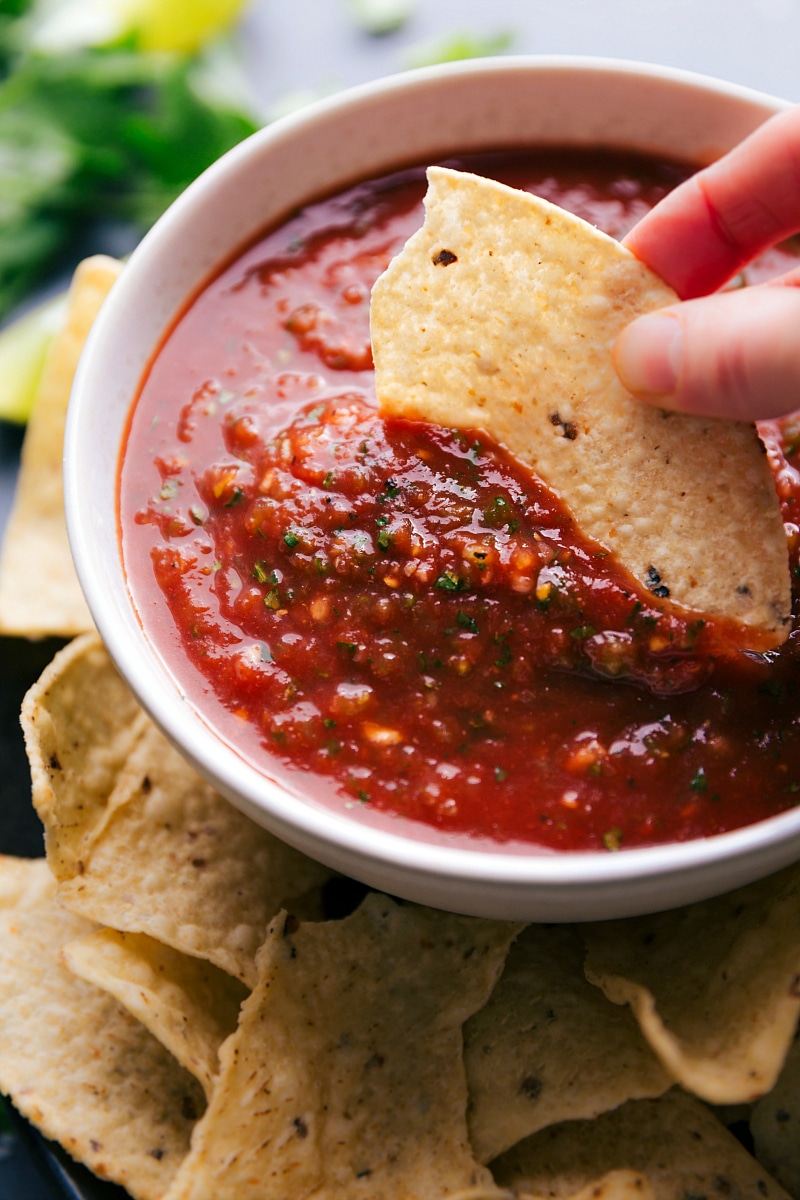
[613,105,800,421]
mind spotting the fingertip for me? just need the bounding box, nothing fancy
[613,311,682,400]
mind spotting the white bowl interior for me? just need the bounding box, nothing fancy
[66,57,800,920]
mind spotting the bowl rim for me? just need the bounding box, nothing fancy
[65,54,800,914]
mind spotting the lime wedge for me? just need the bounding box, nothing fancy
[0,294,68,425]
[131,0,251,52]
[30,0,251,55]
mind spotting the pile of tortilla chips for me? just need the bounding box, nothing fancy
[0,209,798,1198]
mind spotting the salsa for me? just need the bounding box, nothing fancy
[120,150,800,853]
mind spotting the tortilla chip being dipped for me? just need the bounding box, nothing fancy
[370,167,790,647]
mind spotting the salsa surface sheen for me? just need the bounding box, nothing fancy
[120,150,800,853]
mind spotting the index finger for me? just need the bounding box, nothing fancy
[623,105,800,298]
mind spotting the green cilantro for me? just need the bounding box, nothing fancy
[282,530,300,548]
[0,21,260,323]
[457,610,478,633]
[435,570,463,592]
[569,624,596,641]
[482,495,514,529]
[377,478,401,503]
[689,768,708,793]
[264,586,281,611]
[404,29,514,69]
[493,636,512,668]
[602,828,623,852]
[345,0,414,36]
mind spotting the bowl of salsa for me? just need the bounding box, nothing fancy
[65,56,800,920]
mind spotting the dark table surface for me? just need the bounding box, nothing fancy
[2,1,800,1194]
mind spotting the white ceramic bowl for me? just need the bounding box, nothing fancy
[66,56,799,921]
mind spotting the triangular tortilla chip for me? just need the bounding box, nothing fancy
[22,634,334,986]
[63,929,247,1100]
[371,167,789,645]
[21,632,148,879]
[751,1031,800,1195]
[465,924,670,1163]
[582,861,800,1103]
[0,856,203,1200]
[163,894,519,1200]
[0,256,122,637]
[490,1089,791,1200]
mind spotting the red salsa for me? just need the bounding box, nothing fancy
[120,150,800,853]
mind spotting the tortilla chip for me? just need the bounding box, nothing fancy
[490,1089,792,1200]
[0,256,122,638]
[21,632,149,879]
[751,1031,800,1196]
[371,167,789,644]
[0,855,203,1200]
[0,852,57,909]
[57,721,333,986]
[63,928,247,1100]
[447,1170,655,1200]
[561,1173,656,1200]
[22,635,334,986]
[464,924,670,1163]
[582,861,800,1103]
[163,893,519,1200]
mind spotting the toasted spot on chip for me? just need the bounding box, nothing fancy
[491,1090,792,1199]
[464,925,670,1163]
[0,256,122,638]
[163,893,519,1200]
[371,167,790,646]
[63,929,247,1100]
[583,861,800,1104]
[0,856,203,1200]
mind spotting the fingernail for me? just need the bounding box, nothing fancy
[614,312,682,397]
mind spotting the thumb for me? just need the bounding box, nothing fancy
[613,277,800,421]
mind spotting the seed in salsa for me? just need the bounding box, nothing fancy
[120,150,800,852]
